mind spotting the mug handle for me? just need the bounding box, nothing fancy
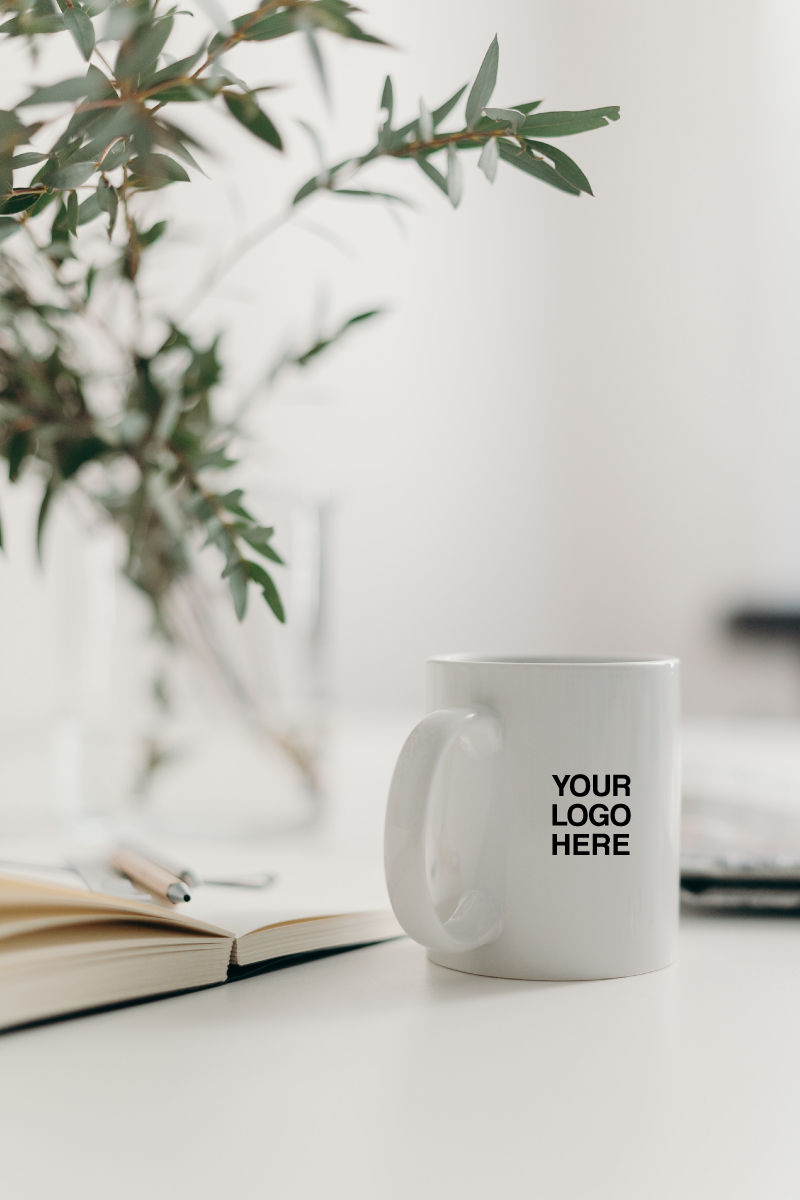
[384,706,504,954]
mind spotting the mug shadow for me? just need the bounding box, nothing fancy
[423,953,639,1003]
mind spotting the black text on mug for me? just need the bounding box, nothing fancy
[550,774,631,857]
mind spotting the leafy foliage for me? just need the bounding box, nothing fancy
[0,6,620,625]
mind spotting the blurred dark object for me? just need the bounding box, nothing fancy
[682,795,800,911]
[728,607,800,647]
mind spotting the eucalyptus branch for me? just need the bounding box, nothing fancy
[0,6,619,623]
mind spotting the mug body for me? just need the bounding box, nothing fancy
[425,655,680,981]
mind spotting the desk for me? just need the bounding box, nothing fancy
[2,909,800,1199]
[5,712,800,1198]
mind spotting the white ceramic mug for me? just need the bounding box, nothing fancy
[384,655,680,980]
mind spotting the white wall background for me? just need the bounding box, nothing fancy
[319,0,795,715]
[1,0,799,734]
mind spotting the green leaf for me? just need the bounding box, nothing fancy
[228,562,248,620]
[146,84,209,103]
[478,136,498,183]
[305,1,386,45]
[36,478,55,561]
[61,5,95,62]
[241,527,284,563]
[0,190,45,214]
[80,63,117,104]
[510,101,543,115]
[18,75,101,107]
[258,545,283,567]
[222,91,282,150]
[142,47,206,88]
[418,97,432,143]
[518,107,620,138]
[239,522,274,539]
[381,75,393,124]
[304,27,328,101]
[96,176,117,237]
[150,120,206,172]
[138,219,167,246]
[283,308,382,372]
[446,143,462,208]
[218,489,254,520]
[246,560,285,622]
[526,139,592,195]
[7,430,30,482]
[0,110,33,157]
[244,8,295,39]
[341,308,381,330]
[496,140,580,195]
[96,176,115,211]
[208,519,234,562]
[115,16,174,81]
[416,154,448,197]
[72,124,119,166]
[213,7,295,49]
[127,154,190,189]
[66,188,78,235]
[49,160,95,189]
[98,139,133,171]
[465,35,499,128]
[293,173,324,205]
[484,107,524,132]
[11,152,48,168]
[59,436,108,479]
[331,187,408,204]
[1,14,66,34]
[470,115,516,136]
[51,200,71,236]
[54,139,94,167]
[252,541,284,566]
[0,217,21,243]
[26,189,55,218]
[77,190,101,224]
[186,494,215,522]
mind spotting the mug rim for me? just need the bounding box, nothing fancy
[429,653,679,667]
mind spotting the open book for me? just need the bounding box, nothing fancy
[0,848,402,1032]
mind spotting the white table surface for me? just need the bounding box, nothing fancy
[4,713,800,1199]
[2,910,800,1200]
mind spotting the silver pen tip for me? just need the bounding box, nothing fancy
[167,882,191,903]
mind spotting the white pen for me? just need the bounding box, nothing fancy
[120,842,200,888]
[111,846,191,904]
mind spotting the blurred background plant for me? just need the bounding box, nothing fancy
[0,0,618,821]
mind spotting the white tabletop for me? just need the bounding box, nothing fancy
[5,712,800,1198]
[2,908,800,1200]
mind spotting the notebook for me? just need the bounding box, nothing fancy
[681,795,800,910]
[0,847,402,1032]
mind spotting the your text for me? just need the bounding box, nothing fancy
[551,774,632,855]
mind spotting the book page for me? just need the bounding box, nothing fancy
[183,845,393,939]
[0,874,232,939]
